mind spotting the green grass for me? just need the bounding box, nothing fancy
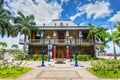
[0,67,31,78]
[87,68,120,78]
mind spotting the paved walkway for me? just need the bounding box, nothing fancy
[0,59,120,80]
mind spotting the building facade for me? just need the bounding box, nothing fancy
[19,19,94,58]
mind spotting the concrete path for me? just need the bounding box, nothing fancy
[0,59,120,80]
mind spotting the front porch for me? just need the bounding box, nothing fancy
[28,45,94,58]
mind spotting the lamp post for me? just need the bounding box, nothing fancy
[47,36,50,62]
[69,36,72,62]
[41,31,45,67]
[74,33,78,67]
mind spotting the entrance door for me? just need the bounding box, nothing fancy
[57,47,66,58]
[58,48,64,58]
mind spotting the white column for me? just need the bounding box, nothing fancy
[53,31,56,44]
[41,31,44,37]
[66,30,69,44]
[41,31,44,44]
[79,31,82,44]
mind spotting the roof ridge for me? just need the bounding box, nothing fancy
[52,19,71,21]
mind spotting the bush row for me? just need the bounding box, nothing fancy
[14,54,48,61]
[73,54,91,61]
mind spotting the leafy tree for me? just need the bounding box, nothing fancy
[11,44,18,49]
[0,42,7,50]
[87,24,107,57]
[115,22,120,47]
[106,29,120,59]
[115,23,120,31]
[0,0,12,37]
[12,11,38,54]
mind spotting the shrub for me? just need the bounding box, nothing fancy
[33,54,41,61]
[14,53,24,60]
[88,59,120,78]
[29,54,48,61]
[44,55,48,61]
[73,54,90,61]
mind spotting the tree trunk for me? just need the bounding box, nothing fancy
[92,36,94,44]
[23,34,27,54]
[93,35,96,57]
[93,44,96,57]
[113,40,117,59]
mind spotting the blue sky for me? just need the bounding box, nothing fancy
[1,0,120,53]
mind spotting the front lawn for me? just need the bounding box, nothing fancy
[0,67,31,78]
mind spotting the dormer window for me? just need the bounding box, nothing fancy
[43,23,45,26]
[60,22,63,26]
[55,23,57,26]
[66,23,68,26]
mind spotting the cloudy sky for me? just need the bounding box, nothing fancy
[0,0,120,53]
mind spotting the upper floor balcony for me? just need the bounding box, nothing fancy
[19,39,93,46]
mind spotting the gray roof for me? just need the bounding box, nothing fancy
[38,19,89,30]
[47,19,77,26]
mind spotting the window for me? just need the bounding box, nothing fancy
[60,22,63,26]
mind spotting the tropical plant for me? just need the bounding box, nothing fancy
[12,11,38,54]
[0,0,12,37]
[0,42,7,59]
[0,42,7,50]
[11,44,19,54]
[115,23,120,46]
[0,67,31,78]
[106,30,120,59]
[87,24,107,57]
[115,23,120,31]
[88,59,120,78]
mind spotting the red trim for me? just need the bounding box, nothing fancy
[66,47,69,59]
[53,46,56,59]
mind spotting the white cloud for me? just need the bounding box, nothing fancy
[79,22,87,26]
[70,12,84,21]
[61,0,69,3]
[70,1,111,21]
[4,0,63,25]
[83,1,111,19]
[60,0,69,6]
[109,11,120,22]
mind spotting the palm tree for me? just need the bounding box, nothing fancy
[0,0,12,37]
[0,0,4,8]
[106,29,120,59]
[115,23,120,47]
[115,23,120,31]
[12,11,38,54]
[87,24,107,57]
